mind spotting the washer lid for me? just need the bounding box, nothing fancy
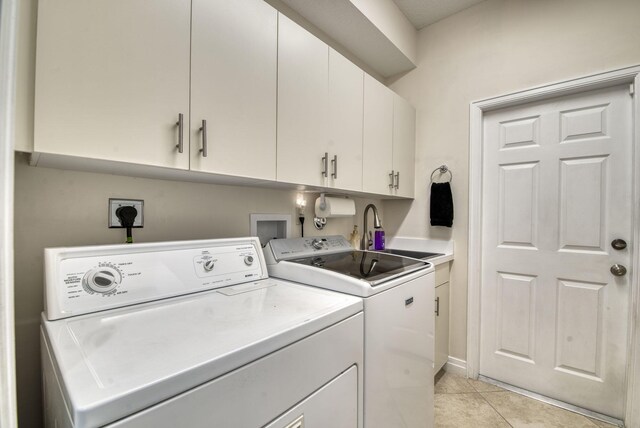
[42,280,362,427]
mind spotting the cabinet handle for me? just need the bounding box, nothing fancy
[435,297,440,316]
[175,113,184,153]
[199,120,208,157]
[389,170,395,189]
[321,152,328,177]
[395,171,400,189]
[331,155,338,179]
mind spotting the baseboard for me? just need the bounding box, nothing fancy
[444,356,467,376]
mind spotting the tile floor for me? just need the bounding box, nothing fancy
[434,371,619,428]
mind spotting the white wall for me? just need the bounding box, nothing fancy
[349,0,417,62]
[0,0,18,426]
[387,0,640,362]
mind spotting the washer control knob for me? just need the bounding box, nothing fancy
[311,239,324,250]
[203,260,215,272]
[82,267,121,294]
[244,255,254,266]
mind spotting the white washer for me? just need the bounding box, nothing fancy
[41,237,364,428]
[264,236,435,428]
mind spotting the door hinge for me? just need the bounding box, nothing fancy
[630,83,635,96]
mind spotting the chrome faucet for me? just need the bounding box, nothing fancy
[361,204,382,250]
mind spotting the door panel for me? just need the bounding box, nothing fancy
[498,162,539,248]
[495,272,536,362]
[558,157,607,251]
[480,84,632,418]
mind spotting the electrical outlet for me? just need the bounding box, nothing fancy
[109,199,144,228]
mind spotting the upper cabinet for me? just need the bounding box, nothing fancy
[190,0,277,180]
[328,49,364,192]
[276,14,329,187]
[392,94,417,198]
[33,4,416,199]
[362,76,416,198]
[34,0,191,170]
[362,75,394,195]
[277,16,366,191]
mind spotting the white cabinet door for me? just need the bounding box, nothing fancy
[362,75,394,194]
[435,282,450,373]
[34,0,191,170]
[328,49,364,192]
[392,94,416,198]
[190,0,277,180]
[276,14,329,186]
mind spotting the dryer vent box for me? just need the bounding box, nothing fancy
[250,214,291,246]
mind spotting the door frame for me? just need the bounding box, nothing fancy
[467,65,640,425]
[0,0,18,426]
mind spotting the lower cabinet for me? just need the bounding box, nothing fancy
[434,263,450,374]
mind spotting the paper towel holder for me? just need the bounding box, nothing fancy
[314,193,328,230]
[313,216,327,230]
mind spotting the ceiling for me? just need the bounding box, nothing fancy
[392,0,486,29]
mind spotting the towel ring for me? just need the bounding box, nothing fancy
[430,165,452,183]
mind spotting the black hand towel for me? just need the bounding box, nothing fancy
[430,182,454,227]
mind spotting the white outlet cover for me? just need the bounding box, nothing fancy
[109,199,144,228]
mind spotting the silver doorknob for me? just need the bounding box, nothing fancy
[610,264,627,276]
[611,239,627,250]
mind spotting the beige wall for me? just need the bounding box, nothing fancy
[386,0,640,362]
[14,154,377,427]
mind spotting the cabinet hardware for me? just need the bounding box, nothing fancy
[175,113,184,153]
[395,171,400,189]
[331,155,338,179]
[389,170,395,189]
[435,297,440,316]
[199,120,208,157]
[321,152,328,178]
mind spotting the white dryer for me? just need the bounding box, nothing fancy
[264,236,435,428]
[41,237,364,428]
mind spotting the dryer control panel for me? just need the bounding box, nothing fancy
[44,238,267,320]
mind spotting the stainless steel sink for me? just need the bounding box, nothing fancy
[374,248,443,260]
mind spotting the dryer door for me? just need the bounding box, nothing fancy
[264,366,357,428]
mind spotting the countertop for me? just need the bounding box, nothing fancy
[385,237,454,266]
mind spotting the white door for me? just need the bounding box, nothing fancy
[34,0,191,169]
[328,48,363,192]
[276,14,329,186]
[190,0,277,180]
[392,94,416,198]
[362,74,394,195]
[480,84,632,418]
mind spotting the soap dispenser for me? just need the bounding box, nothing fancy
[349,225,361,250]
[374,225,385,250]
